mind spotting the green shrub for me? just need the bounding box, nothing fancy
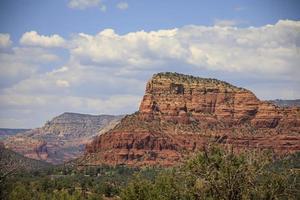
[121,146,299,200]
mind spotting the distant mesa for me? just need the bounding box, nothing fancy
[270,99,300,108]
[3,112,123,164]
[82,72,300,167]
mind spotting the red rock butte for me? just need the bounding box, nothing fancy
[83,72,300,167]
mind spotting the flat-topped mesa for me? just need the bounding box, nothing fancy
[4,113,122,164]
[43,112,119,137]
[139,72,259,124]
[139,72,300,129]
[83,72,300,167]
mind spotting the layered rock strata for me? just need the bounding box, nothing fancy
[82,72,300,166]
[4,113,122,164]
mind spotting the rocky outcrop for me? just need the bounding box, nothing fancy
[139,73,300,129]
[43,112,120,138]
[4,113,122,164]
[82,72,300,167]
[139,73,258,125]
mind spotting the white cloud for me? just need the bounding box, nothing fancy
[4,63,145,97]
[0,93,140,127]
[0,47,60,87]
[0,94,140,115]
[69,20,300,80]
[70,28,186,70]
[1,20,300,128]
[117,2,128,10]
[20,31,65,48]
[0,33,12,48]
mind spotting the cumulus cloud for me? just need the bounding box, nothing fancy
[70,28,186,70]
[20,31,65,48]
[0,33,12,48]
[1,20,300,128]
[69,20,300,80]
[4,63,145,97]
[117,2,128,10]
[0,47,60,87]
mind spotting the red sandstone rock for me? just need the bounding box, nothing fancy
[82,72,300,167]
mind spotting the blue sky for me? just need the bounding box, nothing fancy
[1,0,300,40]
[0,0,300,128]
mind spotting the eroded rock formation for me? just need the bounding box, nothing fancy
[82,72,300,167]
[4,113,122,164]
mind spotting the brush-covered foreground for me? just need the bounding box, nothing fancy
[1,147,299,200]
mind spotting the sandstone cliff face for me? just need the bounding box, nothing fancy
[4,113,122,164]
[139,73,300,129]
[139,73,253,125]
[83,72,300,167]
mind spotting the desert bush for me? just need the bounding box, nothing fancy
[121,146,299,200]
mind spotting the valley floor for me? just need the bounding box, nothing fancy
[1,147,299,200]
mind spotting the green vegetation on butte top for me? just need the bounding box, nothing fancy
[153,72,246,91]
